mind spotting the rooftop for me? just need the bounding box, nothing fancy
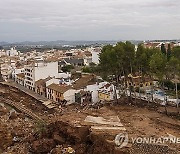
[47,83,72,93]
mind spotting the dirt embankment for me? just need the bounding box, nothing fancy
[0,84,54,117]
[27,121,116,154]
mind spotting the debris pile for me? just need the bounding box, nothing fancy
[28,121,115,154]
[0,123,13,152]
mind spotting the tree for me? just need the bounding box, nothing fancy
[150,52,168,114]
[99,45,121,103]
[89,62,96,67]
[61,65,74,72]
[167,44,171,61]
[161,43,166,55]
[172,46,180,60]
[167,56,180,114]
[149,52,167,81]
[166,57,179,80]
[99,42,136,103]
[82,66,92,73]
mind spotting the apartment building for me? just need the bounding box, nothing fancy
[24,61,59,90]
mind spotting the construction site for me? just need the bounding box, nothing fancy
[0,83,180,154]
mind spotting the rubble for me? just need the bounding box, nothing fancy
[0,106,8,116]
[0,83,180,153]
[27,121,122,154]
[8,111,18,120]
[0,123,13,151]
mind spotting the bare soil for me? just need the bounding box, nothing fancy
[0,84,179,154]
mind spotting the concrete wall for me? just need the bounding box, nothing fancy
[64,89,78,104]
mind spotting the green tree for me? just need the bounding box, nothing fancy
[172,46,180,60]
[150,52,168,114]
[166,56,179,80]
[82,66,92,73]
[161,43,166,55]
[136,44,149,74]
[167,44,171,61]
[150,52,167,81]
[167,56,180,114]
[61,65,74,72]
[99,42,136,102]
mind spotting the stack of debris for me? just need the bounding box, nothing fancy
[28,121,115,154]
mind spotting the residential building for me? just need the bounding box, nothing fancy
[63,58,84,66]
[46,83,77,104]
[12,67,24,79]
[24,61,59,90]
[15,73,25,86]
[85,82,108,103]
[6,47,19,57]
[125,74,153,90]
[35,77,52,97]
[98,83,115,102]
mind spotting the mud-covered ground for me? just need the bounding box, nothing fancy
[0,84,179,154]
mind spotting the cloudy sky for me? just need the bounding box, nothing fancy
[0,0,180,42]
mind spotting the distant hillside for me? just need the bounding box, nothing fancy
[2,40,118,46]
[0,42,9,46]
[1,39,179,47]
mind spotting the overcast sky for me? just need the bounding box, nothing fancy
[0,0,180,42]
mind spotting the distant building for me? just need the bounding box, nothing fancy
[91,48,101,64]
[125,74,153,90]
[63,58,84,66]
[6,47,19,57]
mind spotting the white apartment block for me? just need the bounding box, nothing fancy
[24,61,59,90]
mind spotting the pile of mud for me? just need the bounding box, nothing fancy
[0,123,13,152]
[27,121,115,154]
